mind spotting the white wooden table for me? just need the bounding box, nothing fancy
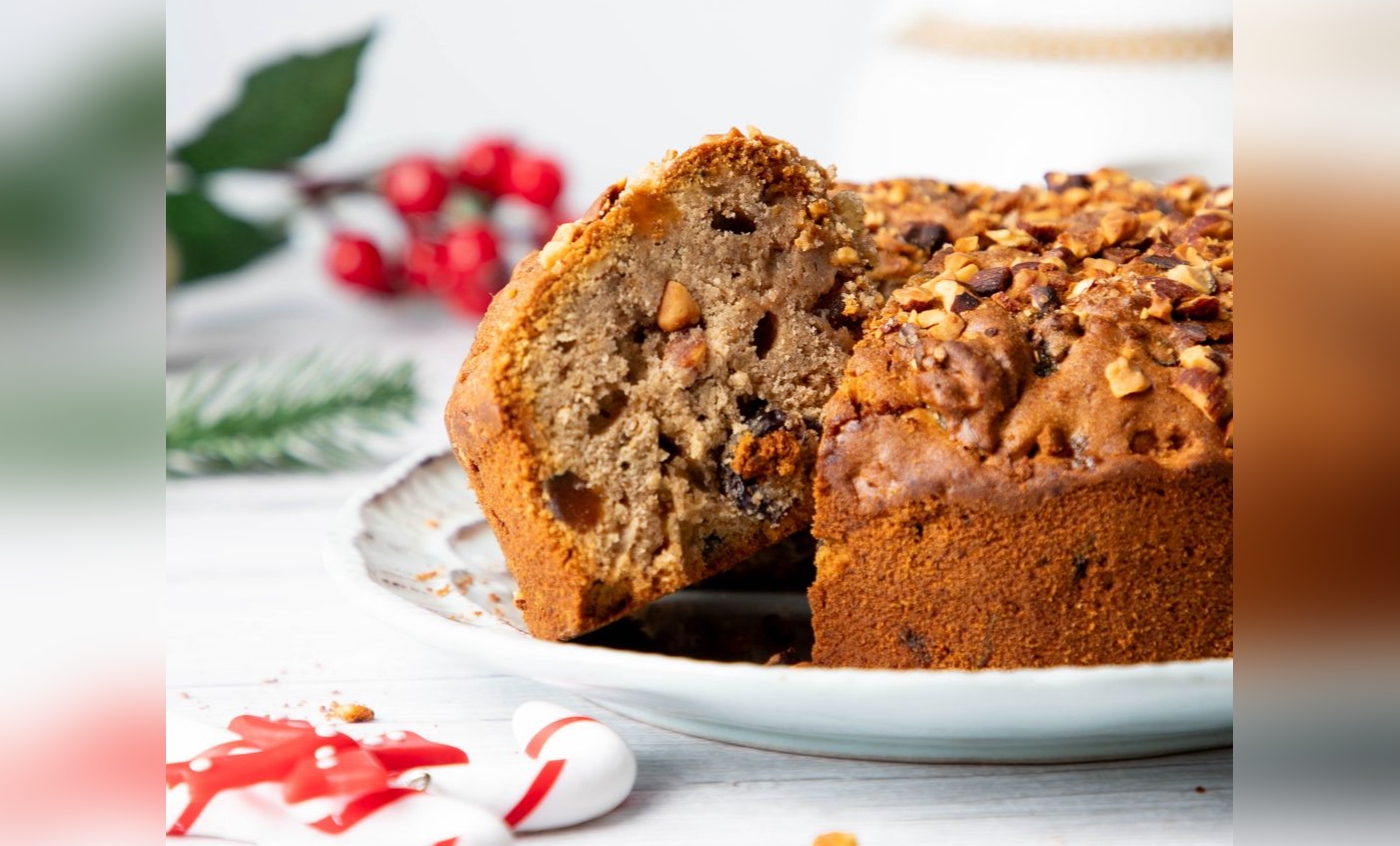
[166,259,1232,845]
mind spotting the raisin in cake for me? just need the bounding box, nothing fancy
[811,169,1233,669]
[447,129,876,641]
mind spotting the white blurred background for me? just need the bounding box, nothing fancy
[167,0,1232,202]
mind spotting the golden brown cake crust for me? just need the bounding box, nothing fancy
[813,169,1234,669]
[448,129,876,642]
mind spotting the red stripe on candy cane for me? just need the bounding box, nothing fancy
[431,839,459,846]
[308,787,416,833]
[502,758,566,828]
[501,715,596,828]
[522,716,595,759]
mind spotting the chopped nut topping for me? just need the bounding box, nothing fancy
[931,278,968,310]
[891,286,938,309]
[1140,291,1174,322]
[943,252,976,274]
[1081,257,1117,275]
[1173,367,1232,421]
[1028,285,1060,314]
[1068,278,1095,299]
[657,280,701,331]
[538,223,578,269]
[953,262,979,283]
[1184,211,1233,240]
[831,245,863,267]
[1142,254,1184,271]
[914,308,966,340]
[1175,295,1221,320]
[953,235,981,252]
[1148,276,1197,302]
[1166,262,1215,294]
[1098,209,1139,245]
[1061,186,1091,206]
[1059,227,1105,259]
[1105,355,1152,398]
[950,292,980,313]
[1179,344,1220,373]
[985,228,1035,248]
[966,266,1012,296]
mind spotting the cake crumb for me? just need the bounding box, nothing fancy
[434,584,452,597]
[326,701,375,723]
[814,834,858,846]
[414,568,443,582]
[425,518,440,529]
[1194,785,1207,794]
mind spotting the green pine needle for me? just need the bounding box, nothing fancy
[167,351,418,476]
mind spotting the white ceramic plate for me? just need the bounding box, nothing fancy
[325,449,1233,763]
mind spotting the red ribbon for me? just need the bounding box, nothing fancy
[167,718,467,836]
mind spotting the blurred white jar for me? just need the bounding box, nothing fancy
[836,0,1232,186]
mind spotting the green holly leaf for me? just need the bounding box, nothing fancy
[173,30,373,174]
[166,190,286,283]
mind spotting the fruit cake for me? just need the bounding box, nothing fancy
[447,129,877,641]
[811,169,1234,669]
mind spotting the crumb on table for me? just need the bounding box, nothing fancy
[814,834,858,846]
[326,701,375,723]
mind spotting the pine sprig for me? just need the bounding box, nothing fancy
[167,351,418,476]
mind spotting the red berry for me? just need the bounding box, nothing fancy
[441,223,500,276]
[439,223,503,317]
[444,271,496,317]
[381,156,450,215]
[506,154,564,208]
[455,138,515,196]
[326,233,393,294]
[404,237,446,292]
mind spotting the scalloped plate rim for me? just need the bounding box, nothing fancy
[324,447,1233,762]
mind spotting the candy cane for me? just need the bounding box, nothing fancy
[397,701,637,832]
